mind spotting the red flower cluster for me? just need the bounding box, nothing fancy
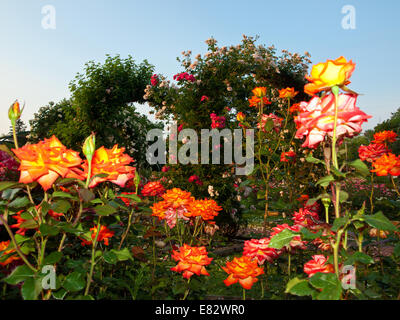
[173,72,196,82]
[292,207,320,227]
[210,113,226,129]
[0,150,19,181]
[188,175,203,186]
[358,143,390,163]
[141,181,165,197]
[280,151,296,162]
[150,74,159,86]
[243,238,281,264]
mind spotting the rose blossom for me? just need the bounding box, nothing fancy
[295,93,371,149]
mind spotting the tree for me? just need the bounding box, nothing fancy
[145,35,312,233]
[30,55,163,168]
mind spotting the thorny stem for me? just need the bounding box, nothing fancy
[85,216,102,296]
[0,214,37,272]
[331,86,341,218]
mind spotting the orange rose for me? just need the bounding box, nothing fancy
[289,103,301,114]
[252,87,267,97]
[187,199,222,222]
[81,225,114,246]
[372,130,397,145]
[222,256,264,290]
[161,188,194,209]
[279,87,298,99]
[151,200,170,220]
[12,136,84,191]
[0,241,21,266]
[83,145,136,188]
[371,153,400,176]
[171,244,212,279]
[304,56,355,95]
[236,112,246,122]
[248,96,271,108]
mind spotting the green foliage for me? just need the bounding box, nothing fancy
[29,55,163,169]
[146,35,312,231]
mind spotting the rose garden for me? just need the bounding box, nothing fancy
[1,36,400,300]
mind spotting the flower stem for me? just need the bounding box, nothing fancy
[12,124,19,149]
[0,215,37,272]
[331,86,341,218]
[85,216,102,296]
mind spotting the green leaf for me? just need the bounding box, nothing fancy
[285,277,315,296]
[331,167,346,178]
[8,196,30,208]
[264,118,274,131]
[57,222,84,235]
[51,200,71,214]
[116,193,142,203]
[111,248,133,262]
[43,252,63,265]
[394,243,400,258]
[2,188,21,200]
[94,204,117,216]
[4,265,35,285]
[268,229,296,249]
[301,228,322,240]
[332,217,347,232]
[53,288,68,300]
[103,251,118,264]
[19,219,39,230]
[256,190,265,200]
[309,273,342,300]
[348,159,370,177]
[78,188,95,203]
[21,277,42,300]
[52,191,78,200]
[344,252,374,265]
[0,181,22,192]
[14,234,30,245]
[63,272,85,292]
[305,155,325,165]
[39,224,60,237]
[363,212,397,231]
[316,175,335,188]
[338,191,349,203]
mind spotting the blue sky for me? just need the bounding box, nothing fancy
[0,0,399,135]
